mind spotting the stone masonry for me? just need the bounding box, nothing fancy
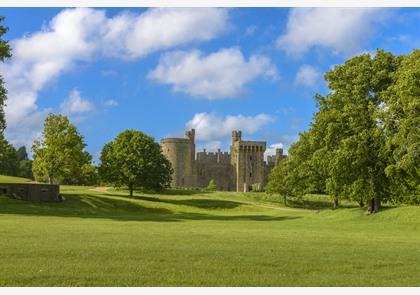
[160,129,286,192]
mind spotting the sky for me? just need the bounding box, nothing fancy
[0,7,419,163]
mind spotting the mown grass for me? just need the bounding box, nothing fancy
[0,174,32,183]
[0,185,420,286]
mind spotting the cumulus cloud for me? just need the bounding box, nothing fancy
[0,7,229,146]
[186,112,275,141]
[277,8,389,57]
[1,8,104,130]
[148,48,278,99]
[102,8,229,59]
[60,89,94,115]
[295,65,321,88]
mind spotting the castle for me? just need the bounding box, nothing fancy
[160,129,286,192]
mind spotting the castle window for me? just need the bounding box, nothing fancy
[249,172,252,177]
[250,156,252,160]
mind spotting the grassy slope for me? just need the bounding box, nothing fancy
[0,174,32,183]
[0,186,419,286]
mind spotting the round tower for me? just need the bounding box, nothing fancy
[160,129,195,188]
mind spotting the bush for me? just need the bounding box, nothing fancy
[206,179,217,191]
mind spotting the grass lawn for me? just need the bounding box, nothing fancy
[0,183,420,286]
[0,174,32,183]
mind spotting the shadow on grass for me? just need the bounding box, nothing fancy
[130,195,242,209]
[115,188,210,196]
[0,194,300,223]
[286,198,358,210]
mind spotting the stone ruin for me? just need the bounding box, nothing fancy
[0,183,61,202]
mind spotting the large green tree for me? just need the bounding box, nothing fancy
[32,113,92,184]
[318,51,400,212]
[0,16,11,134]
[267,50,419,212]
[99,129,173,197]
[383,50,420,204]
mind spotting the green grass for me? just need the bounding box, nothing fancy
[1,186,420,286]
[0,174,32,183]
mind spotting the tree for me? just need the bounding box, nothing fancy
[16,146,28,161]
[0,134,18,176]
[265,158,294,206]
[14,146,33,179]
[32,113,92,184]
[99,129,173,197]
[266,131,327,207]
[18,159,33,179]
[0,16,11,134]
[318,51,399,212]
[382,50,420,204]
[206,179,217,191]
[267,50,412,212]
[79,163,99,186]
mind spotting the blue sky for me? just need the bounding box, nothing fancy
[0,7,419,163]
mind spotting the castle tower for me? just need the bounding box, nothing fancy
[160,129,196,188]
[231,130,266,192]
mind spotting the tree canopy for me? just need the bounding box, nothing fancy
[0,134,18,176]
[266,49,420,212]
[99,129,173,197]
[32,113,93,184]
[0,16,11,134]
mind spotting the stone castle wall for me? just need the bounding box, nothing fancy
[196,149,233,190]
[160,129,285,192]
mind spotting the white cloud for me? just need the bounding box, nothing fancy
[1,8,104,130]
[148,48,278,99]
[196,140,222,152]
[265,142,285,158]
[0,7,229,146]
[102,8,229,59]
[103,99,119,107]
[60,89,94,115]
[4,109,50,149]
[277,8,389,57]
[186,112,275,141]
[295,65,321,88]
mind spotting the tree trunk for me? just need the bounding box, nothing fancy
[128,184,133,197]
[333,197,339,209]
[374,197,381,212]
[359,199,364,208]
[48,175,52,184]
[367,197,381,214]
[283,195,287,207]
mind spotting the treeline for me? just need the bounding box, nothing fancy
[1,113,173,195]
[0,141,33,179]
[266,49,420,212]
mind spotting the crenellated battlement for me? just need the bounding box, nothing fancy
[197,148,231,164]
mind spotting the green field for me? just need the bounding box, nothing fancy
[1,178,420,286]
[0,174,32,183]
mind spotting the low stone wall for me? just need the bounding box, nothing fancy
[0,183,61,202]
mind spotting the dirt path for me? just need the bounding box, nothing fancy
[89,187,110,193]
